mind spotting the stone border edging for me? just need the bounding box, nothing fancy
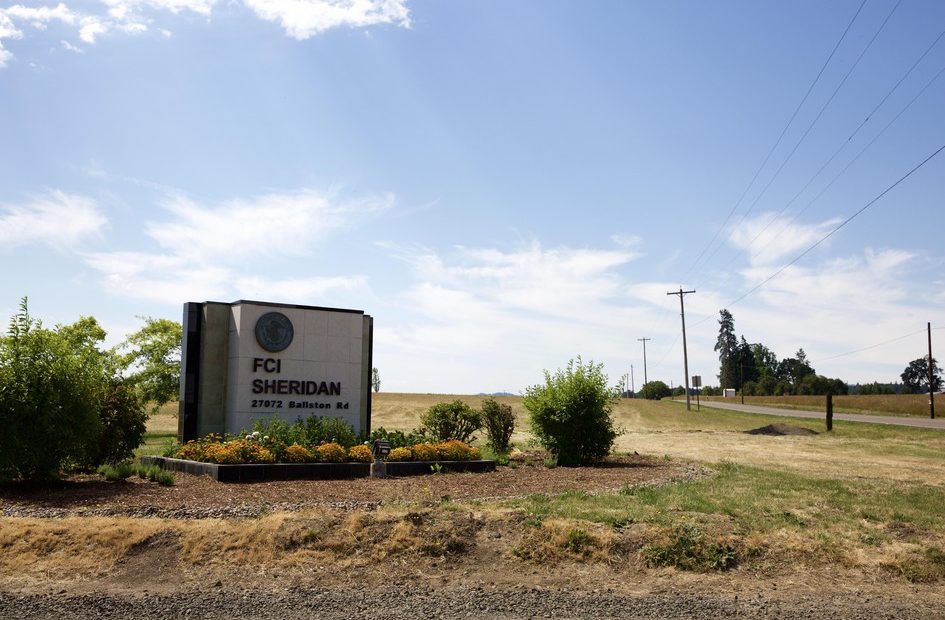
[139,456,495,483]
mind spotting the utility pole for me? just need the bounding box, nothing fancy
[630,365,635,396]
[929,322,935,420]
[667,287,696,411]
[637,337,651,387]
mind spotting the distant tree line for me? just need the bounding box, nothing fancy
[713,309,847,397]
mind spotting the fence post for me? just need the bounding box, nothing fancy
[826,394,833,432]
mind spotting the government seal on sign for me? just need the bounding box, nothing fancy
[255,312,294,352]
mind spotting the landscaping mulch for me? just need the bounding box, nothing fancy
[0,455,705,519]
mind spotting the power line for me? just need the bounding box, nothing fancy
[815,327,945,363]
[691,141,945,326]
[719,27,945,269]
[728,0,903,230]
[756,62,945,252]
[680,0,868,280]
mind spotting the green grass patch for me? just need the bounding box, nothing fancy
[135,431,177,457]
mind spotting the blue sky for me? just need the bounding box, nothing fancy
[1,0,943,393]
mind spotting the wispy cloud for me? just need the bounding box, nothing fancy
[727,212,841,267]
[147,189,393,262]
[0,191,107,249]
[83,187,388,303]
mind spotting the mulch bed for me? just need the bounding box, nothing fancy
[0,455,702,517]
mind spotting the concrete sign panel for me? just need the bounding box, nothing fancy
[178,300,373,442]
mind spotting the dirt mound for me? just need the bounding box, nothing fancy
[745,423,818,436]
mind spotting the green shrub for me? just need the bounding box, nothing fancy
[0,300,104,481]
[639,380,671,400]
[302,415,358,448]
[481,398,515,454]
[369,426,429,449]
[97,462,135,481]
[91,378,148,465]
[150,468,175,486]
[523,357,619,466]
[420,400,481,443]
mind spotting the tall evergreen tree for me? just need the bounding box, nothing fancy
[714,309,739,389]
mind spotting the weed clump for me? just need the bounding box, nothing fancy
[640,524,738,571]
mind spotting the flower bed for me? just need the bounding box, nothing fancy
[151,433,493,482]
[169,433,481,465]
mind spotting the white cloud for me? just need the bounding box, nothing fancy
[147,189,393,262]
[0,13,22,67]
[243,0,410,40]
[2,3,77,27]
[0,191,107,249]
[83,188,386,304]
[235,274,367,303]
[78,16,108,43]
[375,240,655,391]
[0,0,412,68]
[391,240,639,321]
[727,212,840,267]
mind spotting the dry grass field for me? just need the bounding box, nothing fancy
[701,393,937,417]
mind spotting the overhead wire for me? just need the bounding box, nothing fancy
[714,29,945,273]
[689,141,945,328]
[679,0,868,281]
[755,62,945,254]
[815,327,945,363]
[728,0,903,229]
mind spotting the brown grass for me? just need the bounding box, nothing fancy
[0,517,167,578]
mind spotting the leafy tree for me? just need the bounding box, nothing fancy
[714,309,739,389]
[120,317,182,410]
[751,343,779,380]
[776,350,815,387]
[901,356,943,394]
[371,367,381,393]
[524,357,619,466]
[639,380,671,400]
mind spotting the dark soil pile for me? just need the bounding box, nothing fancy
[745,424,818,436]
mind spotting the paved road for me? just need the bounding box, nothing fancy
[684,399,945,430]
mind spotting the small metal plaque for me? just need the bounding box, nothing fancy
[255,312,294,352]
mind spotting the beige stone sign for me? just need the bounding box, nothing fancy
[179,300,373,442]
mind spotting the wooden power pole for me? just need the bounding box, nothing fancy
[929,322,935,420]
[667,287,696,411]
[637,337,651,386]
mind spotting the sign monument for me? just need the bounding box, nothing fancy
[178,300,373,443]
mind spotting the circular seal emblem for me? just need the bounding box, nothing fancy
[254,312,294,352]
